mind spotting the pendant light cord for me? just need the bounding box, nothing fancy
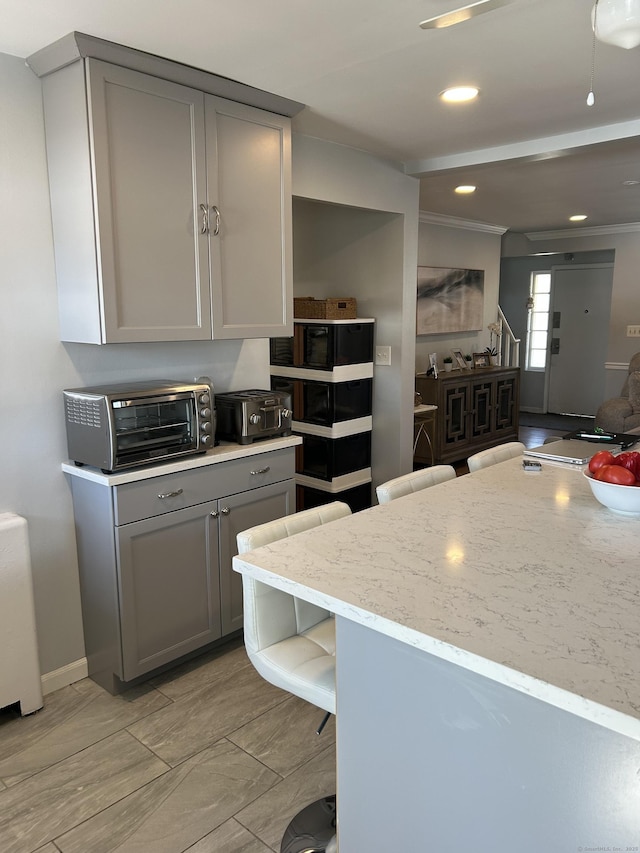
[588,0,599,105]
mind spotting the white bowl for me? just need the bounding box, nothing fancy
[583,470,640,515]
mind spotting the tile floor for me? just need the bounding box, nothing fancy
[0,637,336,853]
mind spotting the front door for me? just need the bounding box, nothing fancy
[546,264,613,417]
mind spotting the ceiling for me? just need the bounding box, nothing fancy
[2,0,640,234]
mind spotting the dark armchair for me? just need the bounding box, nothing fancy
[594,352,640,434]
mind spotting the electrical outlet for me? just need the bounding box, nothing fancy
[627,325,640,337]
[375,346,392,366]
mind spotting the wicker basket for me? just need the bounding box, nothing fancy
[294,297,357,320]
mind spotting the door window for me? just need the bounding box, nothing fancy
[525,272,551,371]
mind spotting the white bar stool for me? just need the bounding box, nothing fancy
[376,465,457,504]
[467,441,526,472]
[237,501,352,853]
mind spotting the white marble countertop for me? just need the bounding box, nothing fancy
[62,435,301,485]
[234,457,640,741]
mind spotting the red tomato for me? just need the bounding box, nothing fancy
[613,451,640,481]
[588,450,616,474]
[594,465,637,486]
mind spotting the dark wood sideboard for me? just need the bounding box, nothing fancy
[415,366,520,465]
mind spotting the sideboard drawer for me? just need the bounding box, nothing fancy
[113,448,295,524]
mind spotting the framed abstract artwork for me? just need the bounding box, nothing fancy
[416,267,484,335]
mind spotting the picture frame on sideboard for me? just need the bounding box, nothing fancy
[473,352,491,368]
[451,349,467,370]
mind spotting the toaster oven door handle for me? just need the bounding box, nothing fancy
[157,488,184,499]
[250,466,271,476]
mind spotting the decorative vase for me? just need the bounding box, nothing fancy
[444,362,453,372]
[489,355,498,366]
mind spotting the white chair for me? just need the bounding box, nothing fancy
[236,501,351,716]
[467,441,526,472]
[237,502,350,853]
[376,465,457,504]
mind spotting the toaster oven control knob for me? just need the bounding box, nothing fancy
[201,422,212,433]
[201,434,212,445]
[249,413,261,425]
[199,393,211,405]
[281,408,292,420]
[200,407,211,418]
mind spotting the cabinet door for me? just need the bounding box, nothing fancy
[494,375,519,434]
[469,378,494,440]
[116,502,221,681]
[218,480,295,636]
[87,60,212,342]
[205,97,293,339]
[442,381,471,454]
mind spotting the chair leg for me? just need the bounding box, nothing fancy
[316,711,331,735]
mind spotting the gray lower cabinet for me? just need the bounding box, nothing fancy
[40,58,292,343]
[115,500,223,682]
[69,449,294,693]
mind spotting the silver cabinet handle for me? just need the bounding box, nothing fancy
[220,506,230,515]
[200,203,209,234]
[210,510,219,518]
[211,205,220,236]
[158,488,183,499]
[250,466,270,475]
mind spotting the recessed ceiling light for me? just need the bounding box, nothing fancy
[455,185,477,194]
[440,86,479,103]
[623,180,640,186]
[420,0,514,30]
[569,214,588,222]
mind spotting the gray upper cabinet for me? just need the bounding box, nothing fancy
[206,97,293,339]
[40,58,293,343]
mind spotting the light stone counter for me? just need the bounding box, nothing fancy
[62,435,301,485]
[234,456,640,741]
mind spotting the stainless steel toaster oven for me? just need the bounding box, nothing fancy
[63,380,215,472]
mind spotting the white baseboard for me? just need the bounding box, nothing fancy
[41,657,88,695]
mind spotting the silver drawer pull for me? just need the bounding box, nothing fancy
[250,466,270,475]
[157,488,184,499]
[221,506,230,515]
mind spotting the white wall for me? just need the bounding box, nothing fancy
[415,216,505,374]
[292,135,420,486]
[0,52,272,686]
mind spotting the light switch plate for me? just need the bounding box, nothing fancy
[375,346,391,366]
[627,325,640,337]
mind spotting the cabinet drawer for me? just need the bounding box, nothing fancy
[114,448,295,524]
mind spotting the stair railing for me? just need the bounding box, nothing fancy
[497,307,520,367]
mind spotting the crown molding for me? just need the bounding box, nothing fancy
[419,210,508,235]
[27,31,304,117]
[526,222,640,241]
